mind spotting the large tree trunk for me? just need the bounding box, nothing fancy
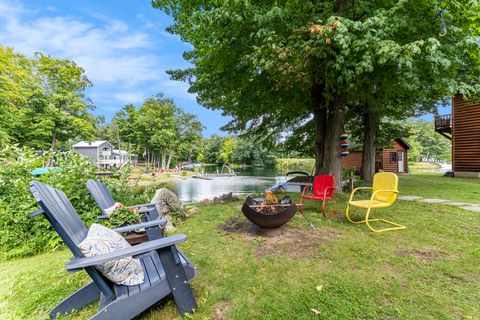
[322,94,346,192]
[161,147,166,169]
[312,81,326,175]
[166,149,174,169]
[311,82,346,191]
[361,109,376,183]
[50,130,57,150]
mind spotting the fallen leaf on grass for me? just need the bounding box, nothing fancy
[311,308,321,315]
[316,285,323,292]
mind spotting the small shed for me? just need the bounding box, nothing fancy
[341,139,410,174]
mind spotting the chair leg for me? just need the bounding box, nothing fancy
[364,206,406,232]
[327,210,339,219]
[299,210,315,229]
[157,246,197,316]
[321,199,327,218]
[345,203,366,224]
[49,282,100,319]
[346,204,406,232]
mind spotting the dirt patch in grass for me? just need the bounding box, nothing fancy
[211,301,231,320]
[218,216,342,259]
[219,216,263,237]
[395,248,445,261]
[429,208,447,215]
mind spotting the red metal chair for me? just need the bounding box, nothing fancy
[299,175,338,219]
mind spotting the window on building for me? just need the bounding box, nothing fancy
[390,152,397,163]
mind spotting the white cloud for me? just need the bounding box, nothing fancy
[113,92,146,104]
[0,0,197,112]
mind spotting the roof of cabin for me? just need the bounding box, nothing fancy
[395,138,411,150]
[72,141,113,148]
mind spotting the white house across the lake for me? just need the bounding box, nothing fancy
[72,140,137,168]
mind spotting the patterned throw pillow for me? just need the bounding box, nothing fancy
[78,223,144,286]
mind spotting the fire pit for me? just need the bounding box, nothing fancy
[241,196,298,228]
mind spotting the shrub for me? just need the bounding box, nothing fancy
[0,146,103,259]
[102,207,141,229]
[0,147,149,259]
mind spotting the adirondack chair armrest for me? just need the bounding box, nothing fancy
[65,234,187,271]
[126,202,162,209]
[97,206,155,220]
[29,208,44,218]
[112,218,167,234]
[138,207,152,215]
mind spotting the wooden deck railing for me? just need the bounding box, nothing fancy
[434,114,452,140]
[435,114,452,131]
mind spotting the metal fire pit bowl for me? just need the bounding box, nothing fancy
[241,196,298,228]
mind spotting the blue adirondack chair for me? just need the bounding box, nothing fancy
[86,179,161,221]
[29,181,197,319]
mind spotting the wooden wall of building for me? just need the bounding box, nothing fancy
[452,94,480,173]
[341,140,409,174]
[341,152,363,171]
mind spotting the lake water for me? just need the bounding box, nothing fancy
[163,166,289,203]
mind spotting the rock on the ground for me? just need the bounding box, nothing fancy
[202,193,239,205]
[443,202,467,206]
[184,207,202,218]
[220,192,234,201]
[397,196,423,201]
[461,206,480,212]
[164,220,177,233]
[151,188,181,215]
[212,197,223,204]
[421,198,449,203]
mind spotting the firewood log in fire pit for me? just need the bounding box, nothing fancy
[241,196,298,228]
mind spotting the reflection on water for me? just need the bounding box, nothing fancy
[202,165,283,177]
[164,175,285,203]
[164,166,287,202]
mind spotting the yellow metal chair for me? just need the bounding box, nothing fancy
[345,172,405,232]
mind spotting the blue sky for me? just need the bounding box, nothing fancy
[0,0,230,137]
[0,0,450,136]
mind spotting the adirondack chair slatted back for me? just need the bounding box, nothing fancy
[29,181,115,300]
[312,175,335,198]
[30,181,88,250]
[86,179,116,212]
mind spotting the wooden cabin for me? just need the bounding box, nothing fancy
[435,94,480,177]
[341,139,410,174]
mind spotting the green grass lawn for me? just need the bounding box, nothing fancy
[399,174,480,203]
[408,162,442,170]
[1,174,479,319]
